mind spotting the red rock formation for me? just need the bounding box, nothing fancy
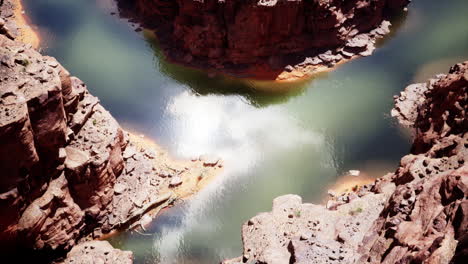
[117,0,410,80]
[224,62,467,264]
[17,174,84,250]
[0,2,221,261]
[58,240,133,264]
[0,33,127,251]
[360,61,468,264]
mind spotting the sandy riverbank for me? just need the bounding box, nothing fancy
[11,0,39,48]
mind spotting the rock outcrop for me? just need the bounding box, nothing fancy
[0,33,87,251]
[58,240,133,264]
[224,62,467,264]
[0,0,23,40]
[2,0,465,263]
[0,1,220,261]
[117,0,410,80]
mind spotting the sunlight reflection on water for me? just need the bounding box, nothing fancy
[23,0,468,262]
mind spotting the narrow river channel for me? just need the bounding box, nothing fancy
[24,0,468,263]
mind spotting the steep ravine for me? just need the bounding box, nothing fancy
[223,62,467,264]
[116,0,410,80]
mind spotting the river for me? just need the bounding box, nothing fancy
[23,0,468,263]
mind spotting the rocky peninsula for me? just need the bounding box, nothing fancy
[224,62,467,263]
[116,0,410,80]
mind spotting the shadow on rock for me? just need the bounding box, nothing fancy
[145,31,320,108]
[114,0,410,81]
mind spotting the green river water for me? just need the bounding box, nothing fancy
[24,0,468,263]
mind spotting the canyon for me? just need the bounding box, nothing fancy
[0,0,467,263]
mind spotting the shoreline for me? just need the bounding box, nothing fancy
[12,0,221,226]
[0,27,223,261]
[224,61,468,264]
[1,0,223,259]
[121,0,407,84]
[11,0,39,48]
[93,130,223,239]
[125,131,221,201]
[8,0,221,236]
[148,27,379,85]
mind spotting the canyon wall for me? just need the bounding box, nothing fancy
[118,0,410,80]
[1,1,466,263]
[0,2,220,262]
[224,62,467,264]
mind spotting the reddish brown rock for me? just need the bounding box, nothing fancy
[224,62,467,264]
[0,96,38,192]
[0,9,220,261]
[0,20,120,251]
[0,33,72,250]
[359,61,468,264]
[0,33,94,252]
[58,240,133,264]
[0,33,66,189]
[392,62,468,154]
[65,104,126,221]
[17,174,84,251]
[0,33,147,252]
[117,0,410,80]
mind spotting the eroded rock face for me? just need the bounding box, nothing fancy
[117,0,410,80]
[224,62,467,264]
[0,1,22,40]
[392,62,468,154]
[65,104,126,221]
[0,33,126,252]
[361,61,468,264]
[0,6,223,262]
[0,5,220,261]
[17,174,84,251]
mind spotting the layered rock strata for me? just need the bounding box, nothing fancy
[117,0,410,80]
[0,2,220,261]
[224,62,467,264]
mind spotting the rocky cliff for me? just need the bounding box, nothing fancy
[1,0,466,263]
[117,0,410,80]
[224,62,467,264]
[0,1,220,262]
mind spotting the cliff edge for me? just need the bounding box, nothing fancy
[0,1,220,262]
[224,62,467,264]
